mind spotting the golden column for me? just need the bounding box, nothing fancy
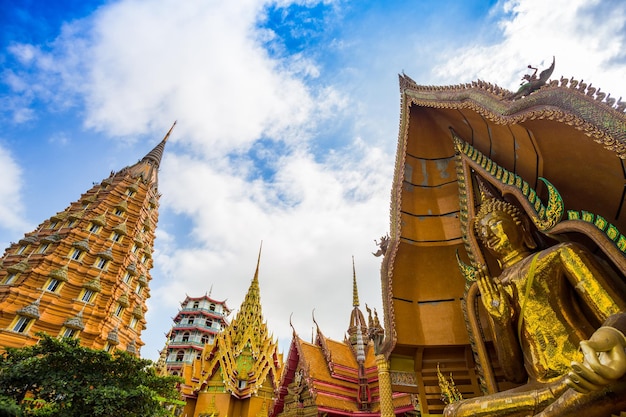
[367,306,395,417]
[376,354,395,417]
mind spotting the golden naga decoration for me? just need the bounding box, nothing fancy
[447,133,626,416]
[437,364,463,405]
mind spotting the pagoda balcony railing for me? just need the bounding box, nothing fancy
[173,322,221,332]
[180,307,227,316]
[170,338,214,347]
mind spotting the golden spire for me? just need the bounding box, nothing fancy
[348,258,367,348]
[352,256,359,307]
[237,242,263,327]
[201,242,282,399]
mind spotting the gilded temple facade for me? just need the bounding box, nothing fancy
[377,65,626,415]
[271,263,413,417]
[165,294,230,375]
[0,126,173,353]
[173,250,283,417]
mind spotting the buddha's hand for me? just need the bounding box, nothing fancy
[476,268,511,325]
[566,326,626,393]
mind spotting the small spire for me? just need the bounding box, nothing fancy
[253,241,262,284]
[352,256,359,307]
[141,121,176,168]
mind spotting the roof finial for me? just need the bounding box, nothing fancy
[352,256,359,307]
[289,312,297,336]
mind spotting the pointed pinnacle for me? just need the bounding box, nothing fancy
[253,241,262,284]
[352,256,359,307]
[142,121,176,168]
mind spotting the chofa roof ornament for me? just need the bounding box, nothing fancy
[509,56,555,100]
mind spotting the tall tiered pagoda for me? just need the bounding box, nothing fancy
[0,125,174,354]
[174,248,283,417]
[377,63,626,415]
[164,294,230,375]
[270,261,413,417]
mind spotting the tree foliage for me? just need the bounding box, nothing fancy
[0,334,182,417]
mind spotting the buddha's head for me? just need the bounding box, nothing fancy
[474,197,535,263]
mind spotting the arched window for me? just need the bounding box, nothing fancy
[193,301,199,309]
[182,332,190,342]
[209,303,216,311]
[201,334,209,344]
[176,350,184,362]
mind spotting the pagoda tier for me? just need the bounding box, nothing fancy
[0,124,174,354]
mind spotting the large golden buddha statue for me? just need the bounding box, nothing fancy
[445,194,626,417]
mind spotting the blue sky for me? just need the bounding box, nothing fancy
[1,0,625,360]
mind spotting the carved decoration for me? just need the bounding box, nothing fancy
[390,371,417,387]
[399,74,626,157]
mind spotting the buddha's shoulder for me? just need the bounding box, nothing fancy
[538,241,589,259]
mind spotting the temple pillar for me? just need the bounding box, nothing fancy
[376,354,395,417]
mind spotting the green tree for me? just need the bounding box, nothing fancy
[0,334,182,417]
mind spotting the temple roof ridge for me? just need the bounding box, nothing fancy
[398,71,626,115]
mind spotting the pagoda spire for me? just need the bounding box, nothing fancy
[141,121,176,168]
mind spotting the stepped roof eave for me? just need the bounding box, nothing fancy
[182,294,230,311]
[380,71,626,357]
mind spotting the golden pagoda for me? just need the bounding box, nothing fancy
[271,260,413,417]
[0,124,174,353]
[174,247,283,417]
[377,62,626,416]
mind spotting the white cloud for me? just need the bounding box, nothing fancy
[434,0,626,98]
[40,0,338,155]
[0,144,31,248]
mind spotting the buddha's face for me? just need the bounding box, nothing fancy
[476,211,524,259]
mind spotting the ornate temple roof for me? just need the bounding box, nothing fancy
[183,247,282,400]
[271,264,413,417]
[271,331,411,417]
[381,66,626,353]
[378,62,626,413]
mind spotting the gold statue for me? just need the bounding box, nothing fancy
[445,195,626,416]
